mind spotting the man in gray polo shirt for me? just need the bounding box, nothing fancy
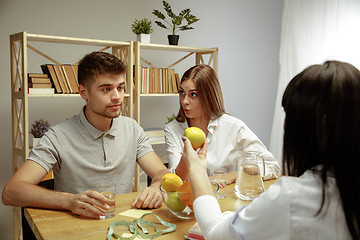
[2,51,170,219]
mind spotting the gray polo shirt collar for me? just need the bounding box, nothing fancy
[79,106,117,139]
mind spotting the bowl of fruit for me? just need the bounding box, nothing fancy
[160,173,219,219]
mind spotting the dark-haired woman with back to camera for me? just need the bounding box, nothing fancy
[181,60,360,239]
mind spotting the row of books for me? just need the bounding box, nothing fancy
[29,65,180,95]
[41,64,79,94]
[140,67,180,94]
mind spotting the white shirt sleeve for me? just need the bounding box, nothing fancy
[164,122,184,173]
[193,195,241,240]
[193,179,291,240]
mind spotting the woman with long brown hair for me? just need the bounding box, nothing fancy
[164,64,281,182]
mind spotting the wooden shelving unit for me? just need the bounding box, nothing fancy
[10,31,218,240]
[10,32,133,240]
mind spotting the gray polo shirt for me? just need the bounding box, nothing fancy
[28,107,153,194]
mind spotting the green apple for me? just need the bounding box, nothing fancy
[183,127,206,149]
[167,192,186,212]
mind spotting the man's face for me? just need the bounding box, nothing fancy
[83,73,125,119]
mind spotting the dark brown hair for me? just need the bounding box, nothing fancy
[282,60,360,239]
[176,64,225,123]
[78,51,126,88]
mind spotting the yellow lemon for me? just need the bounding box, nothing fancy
[167,192,186,212]
[161,173,183,192]
[183,127,206,149]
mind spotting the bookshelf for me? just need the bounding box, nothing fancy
[10,31,218,240]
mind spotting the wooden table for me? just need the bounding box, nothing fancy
[25,180,276,240]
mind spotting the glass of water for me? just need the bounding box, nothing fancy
[210,170,227,199]
[96,186,116,219]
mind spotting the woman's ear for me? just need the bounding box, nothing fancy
[78,85,88,100]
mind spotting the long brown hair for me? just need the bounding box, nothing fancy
[176,64,226,123]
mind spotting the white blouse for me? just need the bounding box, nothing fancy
[164,114,281,180]
[193,171,352,240]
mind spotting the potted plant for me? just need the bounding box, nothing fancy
[30,118,50,147]
[152,1,199,45]
[131,18,154,44]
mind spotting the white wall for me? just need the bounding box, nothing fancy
[0,0,283,239]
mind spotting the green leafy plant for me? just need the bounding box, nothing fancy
[131,18,154,35]
[30,119,50,138]
[152,1,200,35]
[166,113,177,124]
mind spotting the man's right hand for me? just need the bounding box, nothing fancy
[1,160,115,220]
[68,190,113,219]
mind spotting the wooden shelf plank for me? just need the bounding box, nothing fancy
[26,93,130,97]
[26,33,130,47]
[140,93,178,97]
[138,42,217,53]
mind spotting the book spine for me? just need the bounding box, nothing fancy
[41,64,62,93]
[28,77,51,84]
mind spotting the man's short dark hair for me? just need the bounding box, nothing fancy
[77,51,126,87]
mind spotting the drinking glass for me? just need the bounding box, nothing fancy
[234,151,265,200]
[210,170,227,199]
[96,186,116,219]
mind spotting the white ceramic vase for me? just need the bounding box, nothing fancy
[137,34,150,44]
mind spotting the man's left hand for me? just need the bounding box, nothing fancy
[131,183,162,209]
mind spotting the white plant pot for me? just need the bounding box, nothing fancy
[137,34,150,44]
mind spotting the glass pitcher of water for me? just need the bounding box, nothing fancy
[234,151,265,200]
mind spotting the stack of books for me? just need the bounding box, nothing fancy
[28,73,55,94]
